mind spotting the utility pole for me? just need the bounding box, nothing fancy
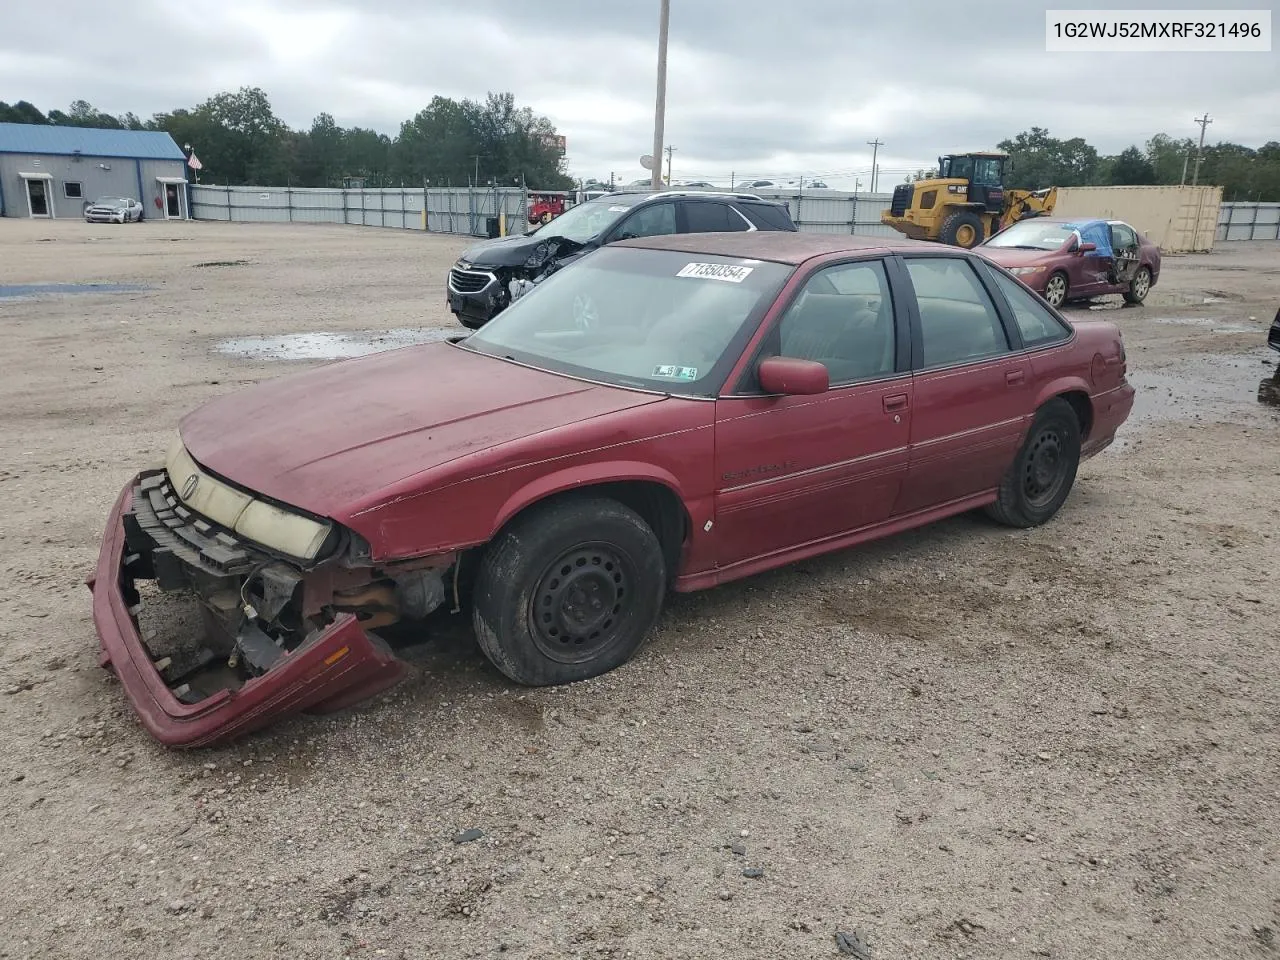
[1192,113,1212,186]
[651,0,671,191]
[867,139,883,192]
[471,155,481,186]
[664,145,676,185]
[1180,151,1189,186]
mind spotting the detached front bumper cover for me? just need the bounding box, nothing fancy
[88,475,409,749]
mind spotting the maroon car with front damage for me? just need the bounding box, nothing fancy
[90,231,1135,748]
[975,217,1161,310]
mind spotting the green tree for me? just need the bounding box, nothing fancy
[997,127,1100,188]
[1109,146,1155,185]
[198,87,289,184]
[0,100,50,124]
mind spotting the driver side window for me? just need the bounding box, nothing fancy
[767,259,897,386]
[613,201,676,240]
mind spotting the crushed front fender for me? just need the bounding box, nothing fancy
[88,476,409,749]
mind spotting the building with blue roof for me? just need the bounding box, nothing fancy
[0,122,191,220]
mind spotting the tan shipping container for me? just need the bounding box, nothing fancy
[1051,184,1223,253]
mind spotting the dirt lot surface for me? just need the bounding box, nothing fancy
[1,219,1277,960]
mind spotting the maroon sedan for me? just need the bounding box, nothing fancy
[89,231,1135,747]
[975,217,1161,310]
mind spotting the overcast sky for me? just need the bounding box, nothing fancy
[3,0,1275,189]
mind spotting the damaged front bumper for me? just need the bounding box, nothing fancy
[88,472,440,748]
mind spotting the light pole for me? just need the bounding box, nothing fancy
[651,0,670,191]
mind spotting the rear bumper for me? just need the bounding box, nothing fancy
[88,476,408,749]
[1082,381,1136,458]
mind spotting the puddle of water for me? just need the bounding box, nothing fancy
[214,328,457,361]
[1126,353,1273,426]
[0,282,149,299]
[1150,316,1259,333]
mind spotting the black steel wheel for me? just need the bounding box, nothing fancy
[528,542,634,664]
[985,398,1081,528]
[472,496,667,685]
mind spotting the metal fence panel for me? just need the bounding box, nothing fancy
[190,183,532,237]
[747,189,894,236]
[1217,202,1280,242]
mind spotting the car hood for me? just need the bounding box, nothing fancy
[459,232,588,268]
[975,247,1063,268]
[178,341,664,519]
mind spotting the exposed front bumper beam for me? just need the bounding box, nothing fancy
[88,476,409,749]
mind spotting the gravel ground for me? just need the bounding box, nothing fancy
[1,219,1277,960]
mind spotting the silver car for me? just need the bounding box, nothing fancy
[84,196,143,223]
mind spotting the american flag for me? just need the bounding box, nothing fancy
[187,152,203,171]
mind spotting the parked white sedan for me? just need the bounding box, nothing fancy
[84,196,143,223]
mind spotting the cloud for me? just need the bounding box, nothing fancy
[1,0,1274,188]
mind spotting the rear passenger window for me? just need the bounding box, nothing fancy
[989,269,1072,347]
[737,202,794,231]
[905,257,1010,369]
[683,201,733,232]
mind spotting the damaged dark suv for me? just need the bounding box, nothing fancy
[445,190,798,328]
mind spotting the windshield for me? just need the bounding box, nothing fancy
[458,246,793,396]
[531,195,643,243]
[94,197,127,207]
[983,220,1078,251]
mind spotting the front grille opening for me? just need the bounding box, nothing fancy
[449,269,490,293]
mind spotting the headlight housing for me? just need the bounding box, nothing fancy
[165,433,335,561]
[523,242,549,269]
[1009,266,1046,276]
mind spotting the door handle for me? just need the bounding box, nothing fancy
[883,394,909,412]
[1005,370,1026,386]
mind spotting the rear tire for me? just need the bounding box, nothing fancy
[1123,266,1152,304]
[939,211,985,248]
[471,497,667,686]
[984,398,1081,528]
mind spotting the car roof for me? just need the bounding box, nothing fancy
[1021,216,1111,228]
[612,230,946,265]
[600,188,776,204]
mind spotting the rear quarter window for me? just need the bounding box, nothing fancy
[737,202,796,231]
[988,268,1073,346]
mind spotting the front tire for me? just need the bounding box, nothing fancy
[1042,271,1069,309]
[938,211,985,248]
[985,398,1081,528]
[471,496,667,686]
[1123,266,1151,304]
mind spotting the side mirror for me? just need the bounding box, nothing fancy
[1078,241,1097,253]
[758,356,828,395]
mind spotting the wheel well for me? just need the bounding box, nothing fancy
[491,481,689,581]
[1056,390,1093,440]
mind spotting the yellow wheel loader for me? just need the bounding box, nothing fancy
[881,152,1057,248]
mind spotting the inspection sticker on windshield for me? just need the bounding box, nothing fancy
[608,205,629,212]
[652,364,698,381]
[676,262,754,283]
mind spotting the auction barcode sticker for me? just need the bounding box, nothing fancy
[676,262,754,282]
[1045,9,1271,51]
